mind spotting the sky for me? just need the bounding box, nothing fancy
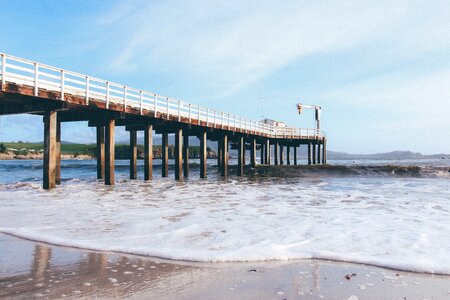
[0,0,449,154]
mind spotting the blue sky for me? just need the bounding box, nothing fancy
[1,0,449,154]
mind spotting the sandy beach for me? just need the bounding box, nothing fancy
[0,233,448,300]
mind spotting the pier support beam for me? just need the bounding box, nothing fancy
[260,142,265,165]
[323,138,327,164]
[129,129,137,179]
[280,145,284,165]
[312,143,317,165]
[144,124,153,180]
[317,143,321,165]
[55,120,61,185]
[175,128,183,180]
[237,136,244,176]
[162,133,169,177]
[287,146,291,165]
[105,119,115,185]
[200,131,207,178]
[43,111,57,190]
[221,135,228,176]
[250,138,256,167]
[96,126,105,180]
[265,140,270,165]
[308,143,312,165]
[217,139,222,171]
[294,146,298,165]
[274,142,279,165]
[183,133,189,178]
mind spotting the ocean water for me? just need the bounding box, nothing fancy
[0,158,449,274]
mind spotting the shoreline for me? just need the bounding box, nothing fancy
[1,234,449,299]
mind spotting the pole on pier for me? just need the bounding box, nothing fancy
[287,146,291,165]
[43,110,57,190]
[237,136,244,176]
[308,143,312,165]
[221,135,228,176]
[96,126,105,180]
[105,119,115,185]
[175,128,183,180]
[144,124,153,180]
[217,139,222,171]
[323,138,327,164]
[162,133,169,177]
[274,142,279,165]
[317,142,321,165]
[260,142,265,165]
[312,142,317,165]
[250,138,256,167]
[200,131,207,178]
[242,141,246,166]
[280,145,284,165]
[129,129,137,179]
[55,120,61,185]
[183,133,189,178]
[294,146,298,165]
[265,139,270,165]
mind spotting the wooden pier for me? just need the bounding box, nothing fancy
[0,53,326,189]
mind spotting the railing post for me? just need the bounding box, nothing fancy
[85,76,90,105]
[60,70,65,100]
[1,54,5,90]
[166,97,170,119]
[34,63,39,97]
[178,100,181,121]
[123,86,127,111]
[198,106,201,123]
[214,111,216,126]
[206,109,209,126]
[140,91,143,114]
[106,81,110,109]
[221,112,224,129]
[188,104,192,123]
[154,94,158,115]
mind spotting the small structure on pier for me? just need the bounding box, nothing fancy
[0,53,327,189]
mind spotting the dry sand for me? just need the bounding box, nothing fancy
[0,233,449,299]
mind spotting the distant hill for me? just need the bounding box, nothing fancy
[327,150,450,160]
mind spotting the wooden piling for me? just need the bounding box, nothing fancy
[221,135,228,176]
[312,143,317,165]
[260,142,265,165]
[217,139,222,170]
[287,146,291,165]
[96,126,105,180]
[55,120,61,185]
[265,140,270,165]
[183,133,189,177]
[280,145,284,165]
[323,138,327,164]
[308,143,312,165]
[200,131,207,178]
[105,119,115,185]
[129,129,137,179]
[250,138,256,167]
[175,129,183,180]
[43,111,57,190]
[162,133,169,177]
[274,142,279,165]
[317,143,321,165]
[144,124,153,180]
[237,136,244,176]
[294,146,298,165]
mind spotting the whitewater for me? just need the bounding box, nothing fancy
[0,159,449,275]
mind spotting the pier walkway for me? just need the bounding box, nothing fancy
[0,53,326,189]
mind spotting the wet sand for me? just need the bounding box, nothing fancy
[0,233,449,300]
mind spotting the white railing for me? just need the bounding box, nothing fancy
[0,53,323,139]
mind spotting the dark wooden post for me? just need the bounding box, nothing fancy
[221,135,228,176]
[280,145,284,165]
[265,140,270,165]
[323,138,327,164]
[96,126,105,180]
[55,120,61,185]
[162,133,169,177]
[43,111,57,190]
[294,146,298,165]
[260,142,265,165]
[250,138,256,167]
[312,142,317,165]
[144,124,153,180]
[183,133,189,177]
[200,131,207,178]
[287,146,291,165]
[242,141,246,166]
[105,119,115,185]
[237,136,244,176]
[175,128,183,180]
[274,142,279,165]
[129,129,137,179]
[308,143,312,165]
[217,139,222,171]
